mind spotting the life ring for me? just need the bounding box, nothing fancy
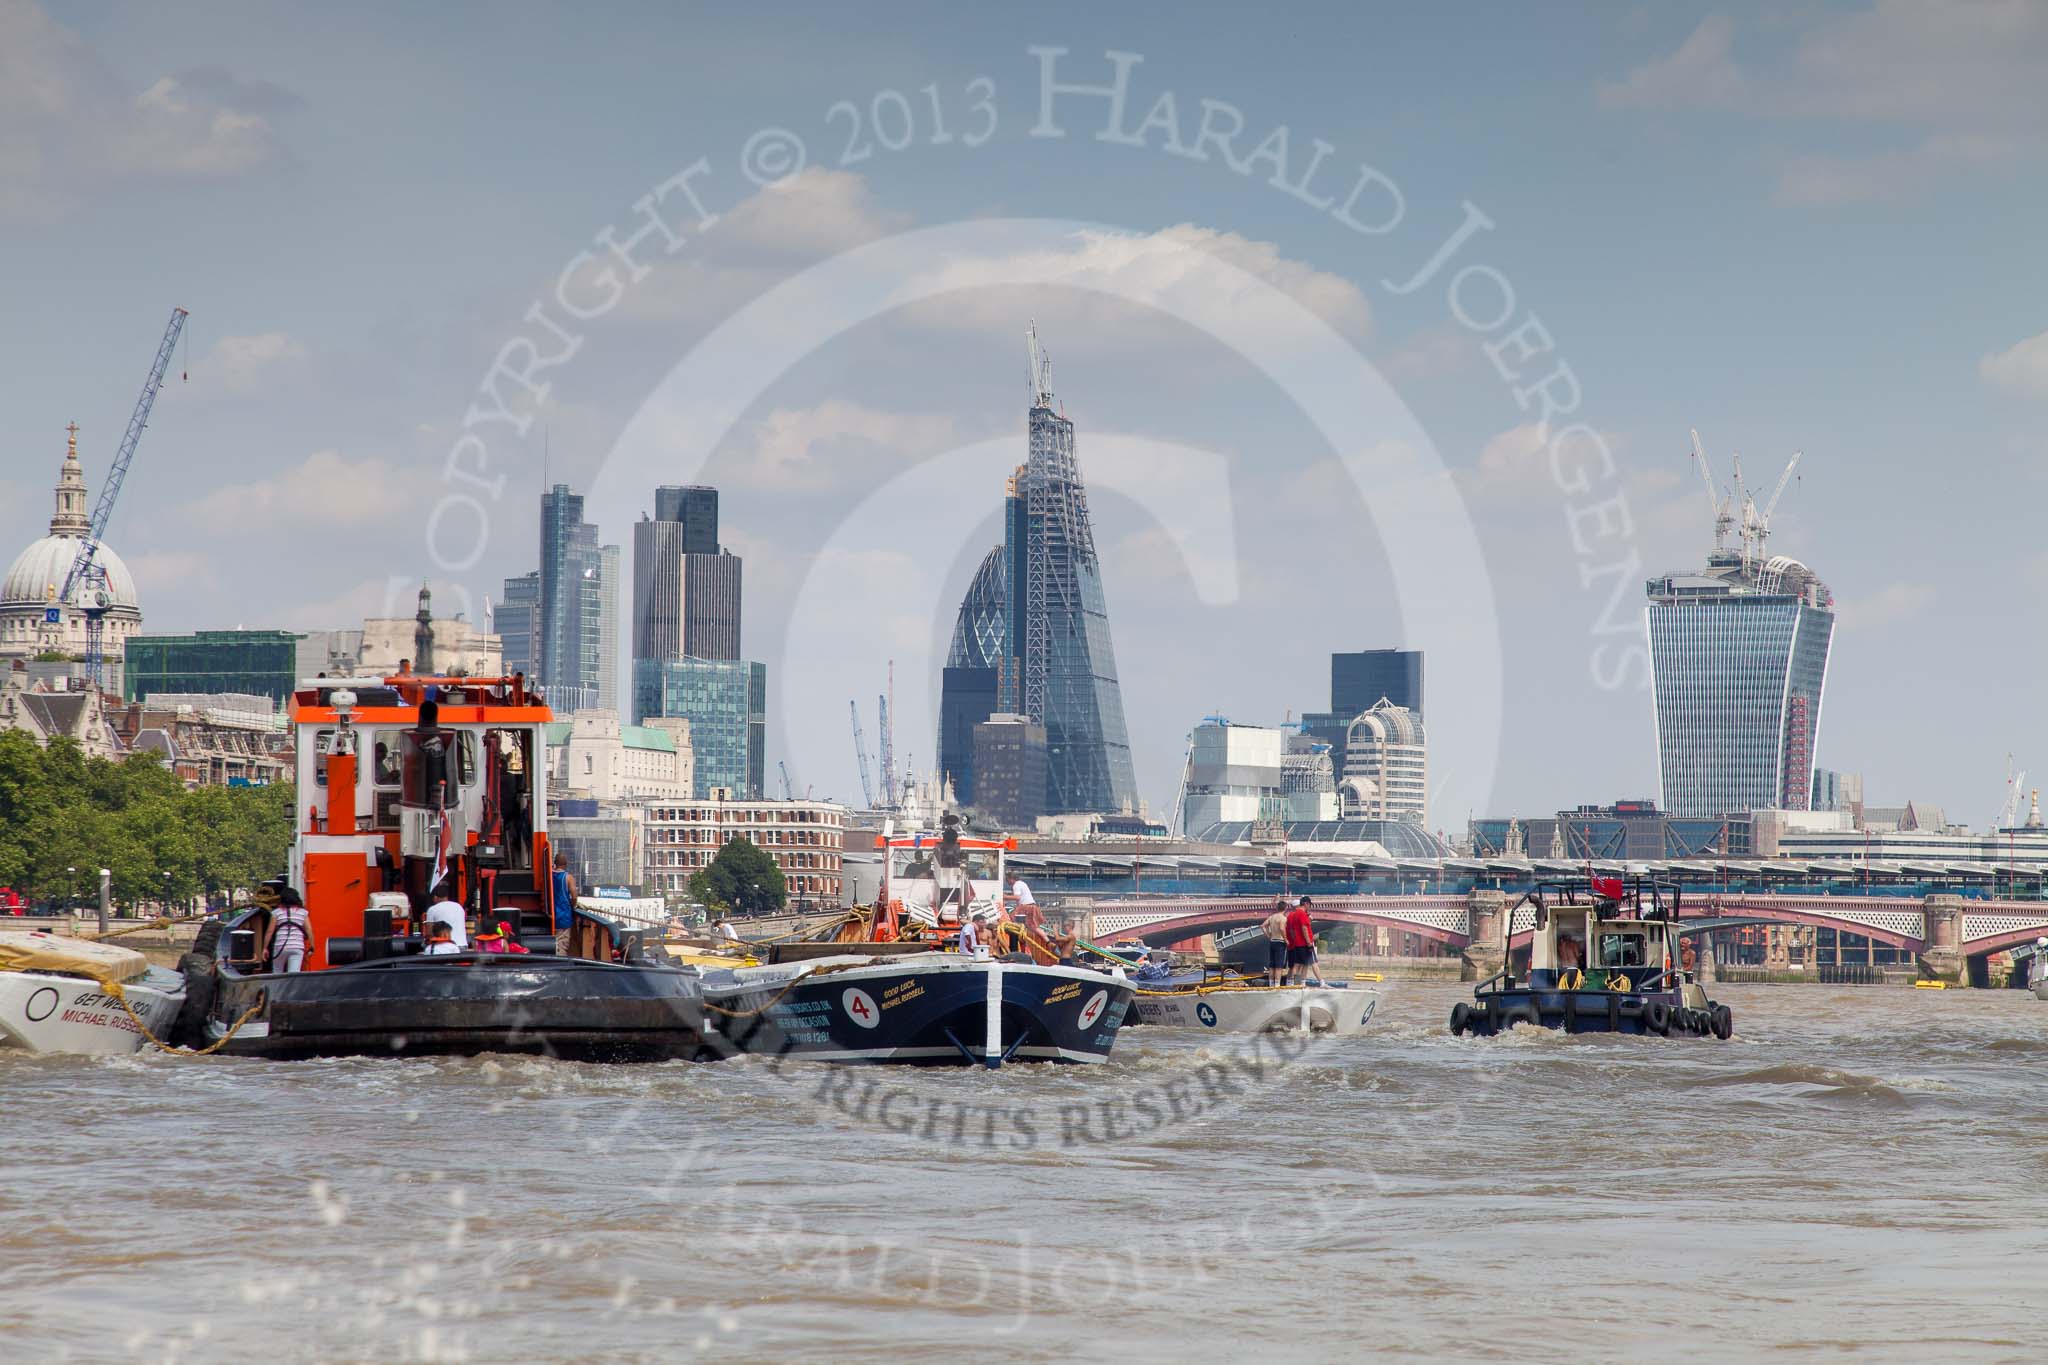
[1449,1002,1472,1036]
[1710,1004,1734,1040]
[1643,1000,1672,1035]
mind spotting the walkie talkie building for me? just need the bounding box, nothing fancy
[1645,549,1833,819]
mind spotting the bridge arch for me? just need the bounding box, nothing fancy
[1095,904,1469,950]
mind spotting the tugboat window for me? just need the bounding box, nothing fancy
[311,729,335,785]
[373,734,402,788]
[1598,933,1646,968]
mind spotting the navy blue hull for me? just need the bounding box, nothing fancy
[701,959,1134,1066]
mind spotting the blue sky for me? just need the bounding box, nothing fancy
[4,1,2044,829]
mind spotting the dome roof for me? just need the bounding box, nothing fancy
[946,544,1008,670]
[2,534,140,614]
[1346,699,1424,747]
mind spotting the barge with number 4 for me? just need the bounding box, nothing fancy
[697,815,1134,1066]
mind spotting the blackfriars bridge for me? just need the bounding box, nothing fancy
[1086,891,2048,985]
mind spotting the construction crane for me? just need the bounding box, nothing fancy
[1753,450,1802,556]
[878,659,897,808]
[62,307,187,689]
[777,760,795,801]
[1997,756,2029,831]
[1726,445,1802,575]
[1689,428,1735,549]
[850,701,876,808]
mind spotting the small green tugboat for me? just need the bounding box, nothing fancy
[1451,874,1733,1040]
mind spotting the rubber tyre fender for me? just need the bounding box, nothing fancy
[170,951,219,1047]
[1468,1002,1493,1035]
[1606,995,1621,1032]
[1710,1004,1734,1040]
[1449,1002,1473,1036]
[1560,992,1578,1032]
[1501,1001,1541,1031]
[190,918,226,960]
[1643,1000,1672,1036]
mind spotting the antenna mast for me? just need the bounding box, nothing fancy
[1026,319,1053,408]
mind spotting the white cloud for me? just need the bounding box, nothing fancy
[1464,423,1626,499]
[280,576,428,633]
[189,332,309,395]
[1599,4,2048,203]
[125,549,218,591]
[179,449,434,528]
[1834,581,1937,630]
[726,400,963,492]
[1774,134,2011,207]
[1599,14,1746,110]
[894,224,1372,346]
[718,168,910,261]
[1981,329,2048,398]
[1382,321,1478,383]
[0,1,296,220]
[607,169,910,323]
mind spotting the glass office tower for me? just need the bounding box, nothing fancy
[496,571,540,677]
[1645,550,1834,818]
[634,656,766,798]
[938,331,1138,816]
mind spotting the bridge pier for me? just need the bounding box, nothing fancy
[1917,894,1966,986]
[1462,890,1506,982]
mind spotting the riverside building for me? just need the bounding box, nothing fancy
[643,795,848,907]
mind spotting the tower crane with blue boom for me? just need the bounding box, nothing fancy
[61,307,188,690]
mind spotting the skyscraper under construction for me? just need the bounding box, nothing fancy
[938,326,1138,816]
[1645,434,1833,819]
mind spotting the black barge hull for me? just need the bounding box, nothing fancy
[203,955,708,1061]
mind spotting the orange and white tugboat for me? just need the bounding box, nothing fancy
[179,671,705,1061]
[697,814,1135,1066]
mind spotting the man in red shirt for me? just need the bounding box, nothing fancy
[1284,896,1318,985]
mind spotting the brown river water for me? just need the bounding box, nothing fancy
[3,982,2044,1363]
